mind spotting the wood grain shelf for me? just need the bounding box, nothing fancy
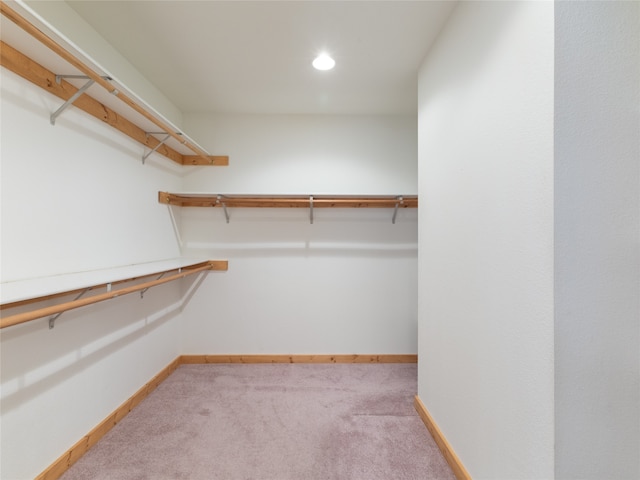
[0,259,228,329]
[0,2,227,167]
[158,192,418,209]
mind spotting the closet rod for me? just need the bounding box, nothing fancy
[0,2,211,160]
[0,261,227,330]
[159,192,419,209]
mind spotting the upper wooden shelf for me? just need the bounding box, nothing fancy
[0,2,227,167]
[158,192,418,209]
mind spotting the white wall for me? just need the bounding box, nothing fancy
[554,2,640,478]
[182,113,417,194]
[417,2,555,478]
[180,114,418,354]
[180,208,418,355]
[1,6,191,475]
[0,69,182,281]
[0,66,185,479]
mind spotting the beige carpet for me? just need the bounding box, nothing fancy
[60,363,455,480]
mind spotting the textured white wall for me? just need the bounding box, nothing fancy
[0,68,184,479]
[180,208,418,355]
[182,113,417,195]
[417,2,555,478]
[0,69,182,281]
[554,2,640,478]
[180,113,418,354]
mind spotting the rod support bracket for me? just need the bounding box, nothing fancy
[50,78,94,125]
[217,195,230,223]
[143,133,171,164]
[310,196,314,224]
[141,272,166,298]
[50,75,112,125]
[48,287,91,329]
[392,196,404,224]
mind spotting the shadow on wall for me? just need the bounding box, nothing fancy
[0,78,184,177]
[180,207,418,259]
[0,276,203,415]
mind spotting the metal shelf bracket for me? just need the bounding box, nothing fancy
[49,287,91,329]
[143,132,171,164]
[310,196,314,224]
[141,272,166,298]
[392,196,404,224]
[50,75,111,125]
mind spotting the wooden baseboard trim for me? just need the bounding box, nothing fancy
[180,354,417,364]
[36,357,181,480]
[414,395,471,480]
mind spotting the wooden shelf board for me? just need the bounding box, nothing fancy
[0,259,228,329]
[158,192,418,208]
[0,258,223,308]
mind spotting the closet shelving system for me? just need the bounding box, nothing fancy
[159,192,419,224]
[0,2,228,329]
[0,2,419,328]
[0,1,227,166]
[0,260,229,330]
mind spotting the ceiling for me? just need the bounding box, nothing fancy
[65,1,457,115]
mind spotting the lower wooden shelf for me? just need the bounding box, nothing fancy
[0,259,228,329]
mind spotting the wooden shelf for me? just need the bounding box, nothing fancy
[0,3,227,167]
[0,259,228,329]
[158,192,418,209]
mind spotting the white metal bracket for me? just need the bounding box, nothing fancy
[143,132,171,164]
[140,272,166,298]
[217,195,230,223]
[392,196,404,224]
[49,287,91,329]
[50,75,111,125]
[167,205,184,248]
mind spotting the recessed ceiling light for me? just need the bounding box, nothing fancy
[313,53,335,71]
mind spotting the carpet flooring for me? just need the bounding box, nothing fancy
[60,363,455,480]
